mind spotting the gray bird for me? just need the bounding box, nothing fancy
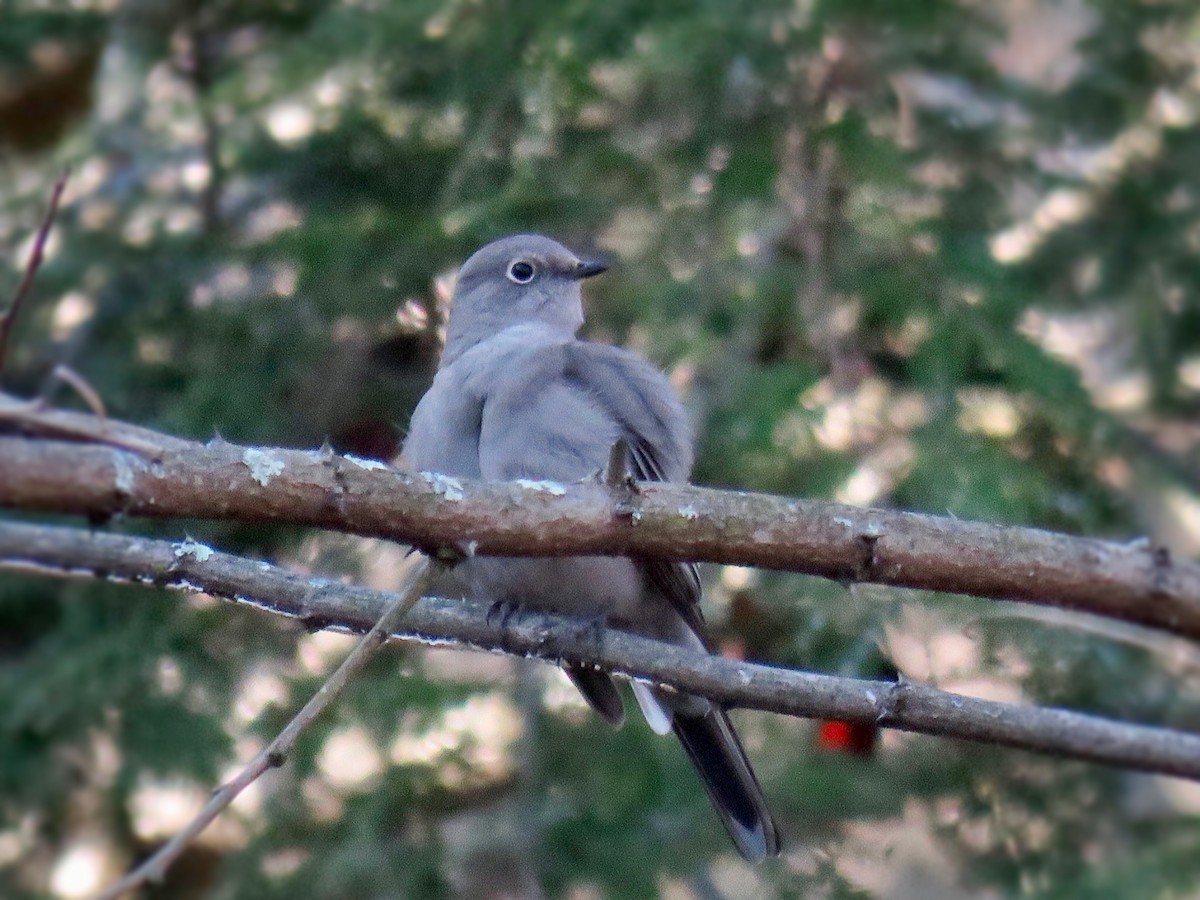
[402,234,780,861]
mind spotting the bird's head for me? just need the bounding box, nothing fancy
[443,234,607,363]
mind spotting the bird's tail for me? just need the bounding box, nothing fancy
[565,664,625,727]
[672,707,781,861]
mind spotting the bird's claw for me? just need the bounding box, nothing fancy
[486,599,524,631]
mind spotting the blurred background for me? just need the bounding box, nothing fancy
[2,0,1200,897]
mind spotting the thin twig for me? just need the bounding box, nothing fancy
[91,554,439,900]
[0,170,69,382]
[50,364,109,425]
[0,392,169,459]
[0,171,164,461]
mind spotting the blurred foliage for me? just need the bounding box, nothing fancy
[3,0,1200,897]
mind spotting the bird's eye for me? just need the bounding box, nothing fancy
[506,260,536,284]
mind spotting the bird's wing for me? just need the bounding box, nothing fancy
[560,346,780,860]
[475,339,705,634]
[476,340,779,861]
[560,342,706,639]
[561,341,693,482]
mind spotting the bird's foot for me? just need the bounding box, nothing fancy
[486,599,525,632]
[570,613,610,657]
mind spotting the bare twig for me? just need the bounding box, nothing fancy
[0,428,1197,639]
[0,170,69,382]
[49,364,108,424]
[0,176,164,459]
[0,392,170,459]
[2,520,1200,784]
[91,552,439,900]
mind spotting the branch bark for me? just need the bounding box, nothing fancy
[0,410,1196,639]
[2,519,1199,782]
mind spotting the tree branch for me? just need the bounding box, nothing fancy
[3,520,1200,783]
[0,417,1196,639]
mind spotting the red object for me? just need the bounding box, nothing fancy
[818,719,878,757]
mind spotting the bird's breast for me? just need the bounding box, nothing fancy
[402,368,484,478]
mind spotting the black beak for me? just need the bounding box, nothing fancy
[572,259,609,280]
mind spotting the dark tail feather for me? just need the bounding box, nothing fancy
[565,665,625,727]
[672,708,781,861]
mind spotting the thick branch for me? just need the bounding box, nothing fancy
[3,520,1200,782]
[0,418,1196,638]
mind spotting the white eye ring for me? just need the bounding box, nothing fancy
[506,260,536,284]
